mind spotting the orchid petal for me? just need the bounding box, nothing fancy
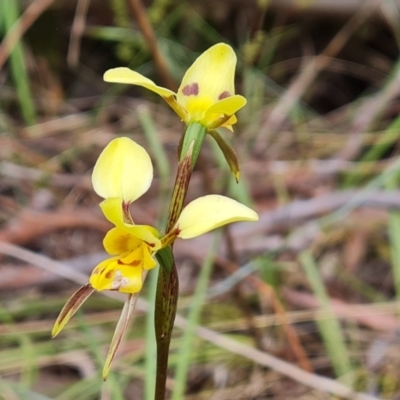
[104,68,174,98]
[103,227,141,255]
[120,244,157,270]
[100,198,161,248]
[175,195,259,239]
[89,257,144,293]
[92,137,153,203]
[205,95,246,129]
[177,43,237,118]
[104,68,187,121]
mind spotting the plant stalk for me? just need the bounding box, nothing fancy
[154,122,207,400]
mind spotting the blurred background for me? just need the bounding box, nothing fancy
[2,0,400,399]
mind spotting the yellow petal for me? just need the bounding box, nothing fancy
[104,68,187,121]
[177,43,237,121]
[100,198,161,249]
[220,114,237,131]
[99,198,125,226]
[120,242,157,270]
[175,195,259,239]
[89,257,144,293]
[103,227,141,255]
[52,284,94,337]
[92,137,153,203]
[104,67,174,98]
[103,293,140,380]
[204,95,247,129]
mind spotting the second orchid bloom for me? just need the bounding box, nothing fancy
[52,137,258,377]
[103,43,246,131]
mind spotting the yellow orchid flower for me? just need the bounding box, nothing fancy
[52,137,258,379]
[103,43,246,131]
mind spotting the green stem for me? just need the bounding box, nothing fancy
[166,122,207,231]
[154,122,207,400]
[180,122,207,164]
[154,246,178,400]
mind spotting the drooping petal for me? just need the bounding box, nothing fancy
[205,95,247,117]
[220,114,237,131]
[100,198,161,248]
[104,68,187,121]
[52,284,95,337]
[175,195,259,239]
[92,137,153,203]
[102,293,141,380]
[176,43,237,122]
[204,95,247,129]
[141,243,158,270]
[104,68,175,98]
[89,257,144,293]
[99,198,125,227]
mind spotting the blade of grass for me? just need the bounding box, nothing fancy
[299,250,353,380]
[343,113,400,187]
[385,171,400,314]
[0,378,53,400]
[171,232,222,400]
[0,0,36,125]
[0,302,37,388]
[137,104,170,183]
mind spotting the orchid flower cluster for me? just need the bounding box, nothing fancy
[52,43,258,385]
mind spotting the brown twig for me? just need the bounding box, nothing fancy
[0,209,110,245]
[283,289,400,333]
[126,0,176,90]
[67,0,91,67]
[0,0,54,70]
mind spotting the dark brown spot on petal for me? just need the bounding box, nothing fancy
[219,91,230,100]
[131,260,141,267]
[105,270,114,279]
[182,83,199,96]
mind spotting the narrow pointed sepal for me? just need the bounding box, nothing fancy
[102,292,140,380]
[52,284,94,338]
[208,129,240,182]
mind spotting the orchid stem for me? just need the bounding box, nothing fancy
[154,123,207,400]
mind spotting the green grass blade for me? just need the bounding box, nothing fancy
[343,115,400,187]
[299,250,353,380]
[385,171,400,313]
[0,0,36,125]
